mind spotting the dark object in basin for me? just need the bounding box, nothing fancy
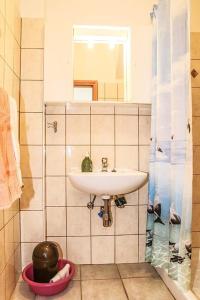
[22,259,75,296]
[32,241,59,283]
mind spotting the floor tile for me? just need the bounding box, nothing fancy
[82,279,127,300]
[117,263,158,278]
[36,281,81,300]
[123,277,174,300]
[73,265,81,280]
[81,264,120,280]
[11,282,35,300]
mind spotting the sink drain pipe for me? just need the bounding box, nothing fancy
[102,195,112,227]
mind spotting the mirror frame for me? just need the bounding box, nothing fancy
[73,80,98,101]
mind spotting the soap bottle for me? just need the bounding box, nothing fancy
[81,154,93,172]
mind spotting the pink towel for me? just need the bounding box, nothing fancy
[0,88,22,208]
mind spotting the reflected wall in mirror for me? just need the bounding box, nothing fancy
[73,25,130,102]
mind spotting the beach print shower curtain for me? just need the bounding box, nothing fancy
[146,0,192,289]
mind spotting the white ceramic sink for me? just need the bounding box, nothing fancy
[68,169,148,196]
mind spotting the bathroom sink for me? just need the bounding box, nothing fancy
[68,169,148,196]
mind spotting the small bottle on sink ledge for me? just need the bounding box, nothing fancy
[81,153,93,172]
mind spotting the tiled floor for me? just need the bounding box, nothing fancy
[11,263,175,300]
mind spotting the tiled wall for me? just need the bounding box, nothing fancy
[0,0,21,298]
[191,32,200,298]
[19,18,151,268]
[20,19,45,268]
[45,103,151,264]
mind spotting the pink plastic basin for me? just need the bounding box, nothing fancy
[22,259,75,296]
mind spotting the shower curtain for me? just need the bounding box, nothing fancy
[146,0,192,290]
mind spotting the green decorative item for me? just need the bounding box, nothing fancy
[81,154,93,172]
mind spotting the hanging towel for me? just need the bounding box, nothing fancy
[0,88,22,209]
[9,96,23,187]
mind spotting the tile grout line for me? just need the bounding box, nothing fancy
[80,265,83,300]
[65,105,68,258]
[137,108,140,262]
[19,17,22,281]
[89,105,92,264]
[114,106,116,263]
[116,264,130,300]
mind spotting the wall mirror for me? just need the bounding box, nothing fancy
[73,25,130,102]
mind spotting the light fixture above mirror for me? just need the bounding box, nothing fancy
[73,25,131,102]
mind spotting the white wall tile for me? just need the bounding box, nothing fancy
[92,236,114,264]
[116,206,138,235]
[116,146,138,170]
[115,104,138,115]
[13,213,20,250]
[5,255,15,299]
[46,177,66,206]
[139,235,146,262]
[20,81,43,113]
[0,57,4,87]
[21,49,43,80]
[4,218,14,264]
[47,237,67,258]
[115,115,138,145]
[0,228,5,274]
[47,207,66,236]
[13,40,20,76]
[115,235,138,263]
[66,178,89,206]
[91,146,115,171]
[139,104,151,116]
[21,211,44,242]
[0,269,6,299]
[67,237,90,264]
[91,207,115,236]
[91,115,114,145]
[20,178,43,210]
[21,18,44,48]
[46,146,65,176]
[66,103,90,114]
[66,145,90,173]
[4,201,18,225]
[4,64,13,95]
[139,205,147,234]
[21,243,38,268]
[0,210,4,230]
[20,113,43,145]
[67,207,90,236]
[139,146,150,172]
[46,105,65,114]
[91,103,114,114]
[12,75,20,109]
[139,116,151,145]
[14,245,21,281]
[66,115,90,145]
[4,25,14,69]
[125,191,138,205]
[0,14,5,58]
[21,146,43,177]
[139,183,148,205]
[46,115,65,145]
[191,60,200,88]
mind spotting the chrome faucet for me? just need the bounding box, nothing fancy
[101,157,108,172]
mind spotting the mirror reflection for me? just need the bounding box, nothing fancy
[73,26,130,102]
